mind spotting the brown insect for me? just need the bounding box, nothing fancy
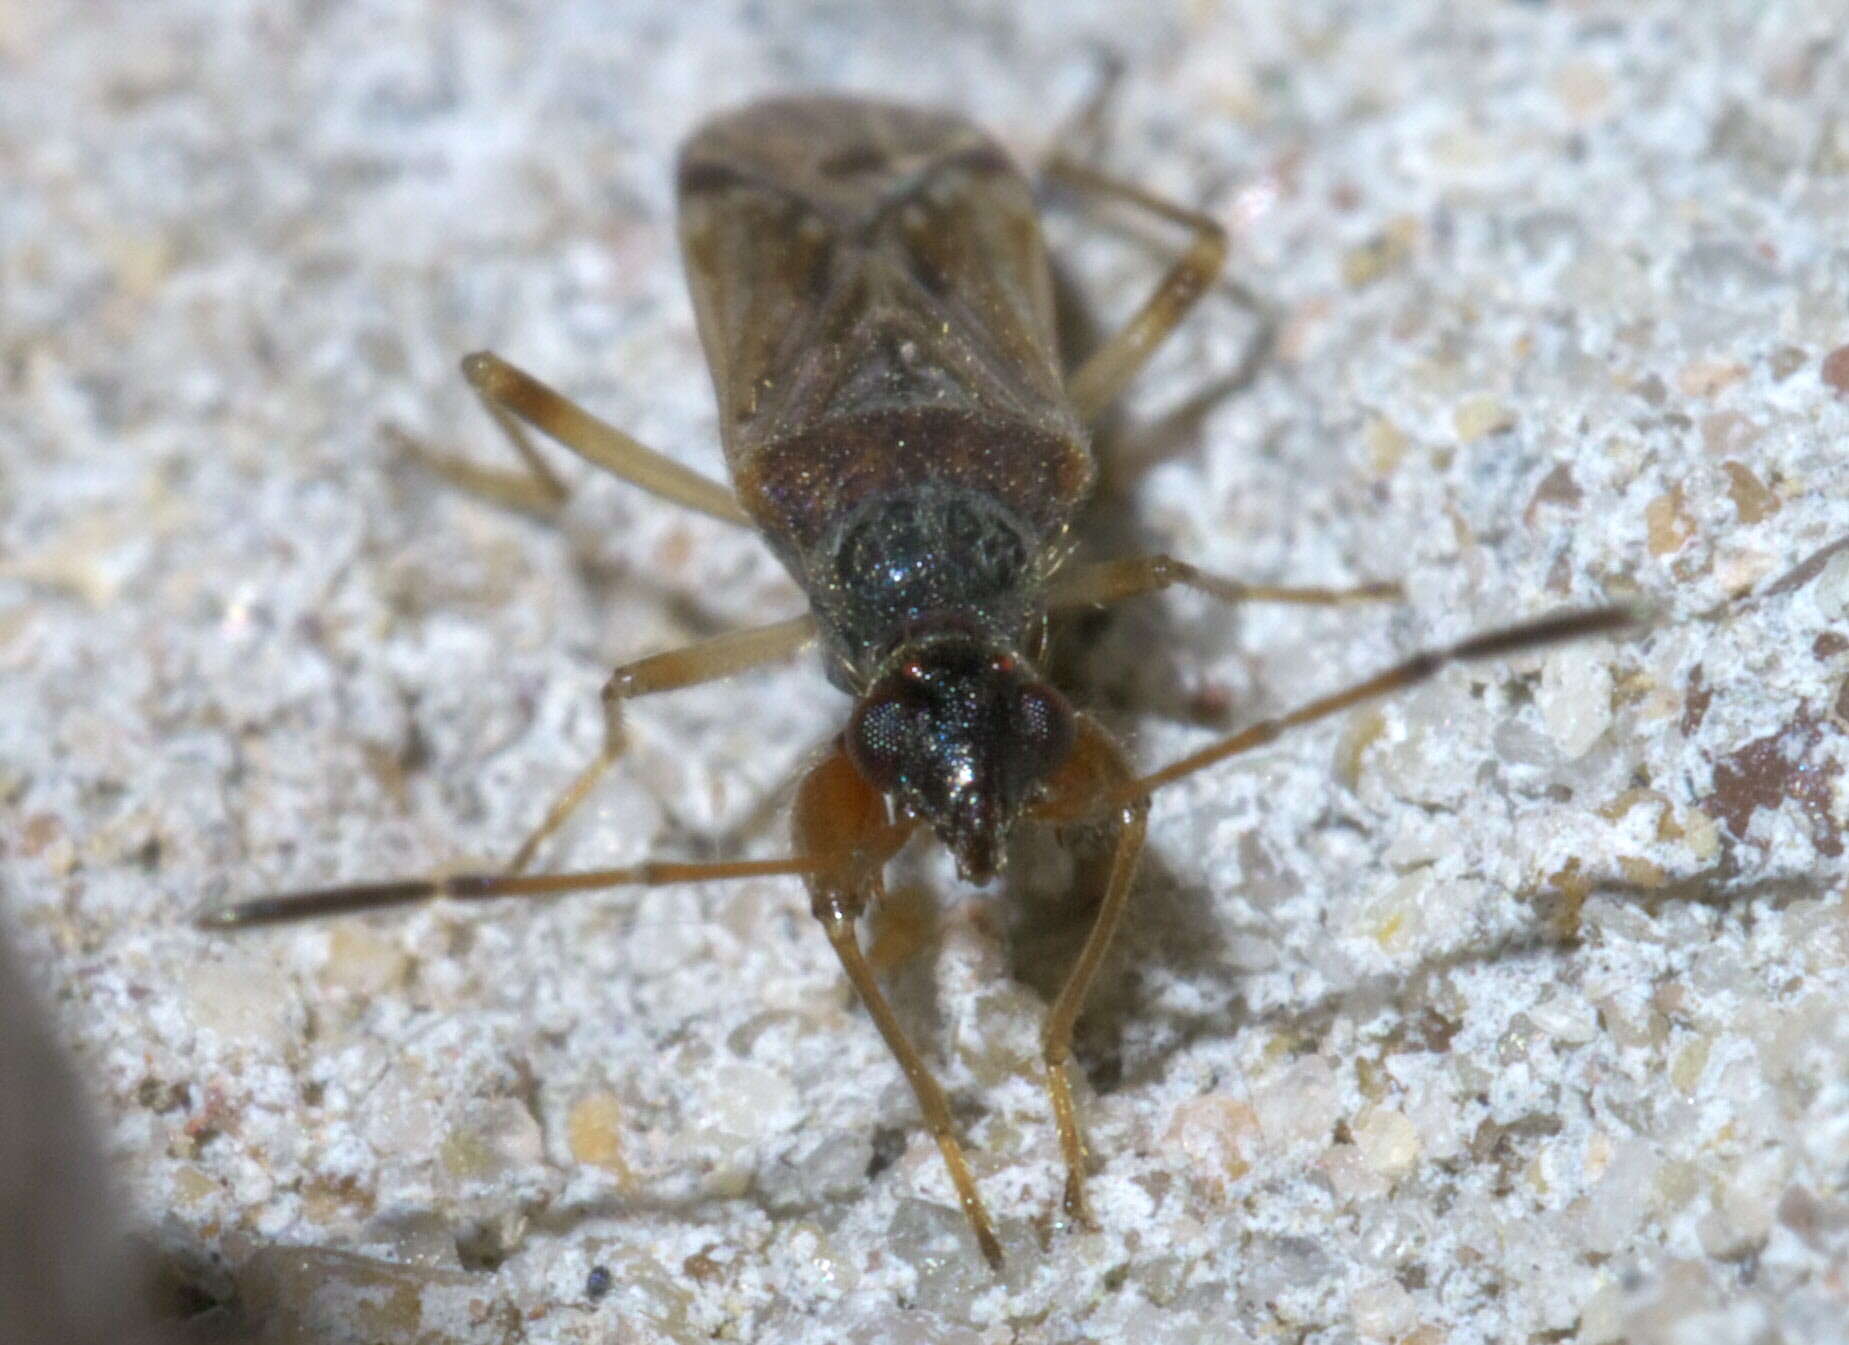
[206,94,1632,1267]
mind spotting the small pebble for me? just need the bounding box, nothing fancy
[1352,1107,1421,1179]
[1821,343,1849,396]
[1538,644,1615,758]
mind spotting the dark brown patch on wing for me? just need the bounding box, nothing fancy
[676,157,744,196]
[818,142,888,179]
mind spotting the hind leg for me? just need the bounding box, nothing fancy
[390,350,751,526]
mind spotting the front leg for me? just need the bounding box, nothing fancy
[792,749,1003,1268]
[388,350,754,525]
[1023,715,1150,1228]
[507,614,815,873]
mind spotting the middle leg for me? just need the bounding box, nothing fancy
[1049,553,1402,612]
[507,614,815,873]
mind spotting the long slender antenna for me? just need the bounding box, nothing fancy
[1114,605,1643,805]
[198,855,818,931]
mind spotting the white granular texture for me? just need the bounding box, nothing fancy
[4,3,1847,1343]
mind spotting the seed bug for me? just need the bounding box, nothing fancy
[205,94,1634,1267]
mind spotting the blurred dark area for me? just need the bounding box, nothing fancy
[0,925,244,1345]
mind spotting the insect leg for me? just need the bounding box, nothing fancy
[203,738,904,930]
[1112,605,1642,804]
[793,750,1004,1269]
[385,378,574,519]
[1048,554,1401,611]
[1046,158,1229,424]
[507,614,816,874]
[1048,52,1125,167]
[396,351,752,526]
[1024,717,1149,1228]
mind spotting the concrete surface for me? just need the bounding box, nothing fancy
[4,1,1848,1341]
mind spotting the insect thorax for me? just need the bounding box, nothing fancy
[811,485,1041,689]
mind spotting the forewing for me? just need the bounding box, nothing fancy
[677,96,1075,468]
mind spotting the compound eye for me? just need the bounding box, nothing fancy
[846,687,916,791]
[1014,680,1076,782]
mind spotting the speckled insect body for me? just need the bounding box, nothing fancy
[212,92,1632,1271]
[679,97,1097,878]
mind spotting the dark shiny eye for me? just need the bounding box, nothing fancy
[846,689,915,790]
[1014,681,1075,781]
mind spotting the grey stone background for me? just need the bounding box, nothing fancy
[4,1,1847,1341]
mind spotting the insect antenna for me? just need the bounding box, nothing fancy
[198,855,820,931]
[1114,604,1645,805]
